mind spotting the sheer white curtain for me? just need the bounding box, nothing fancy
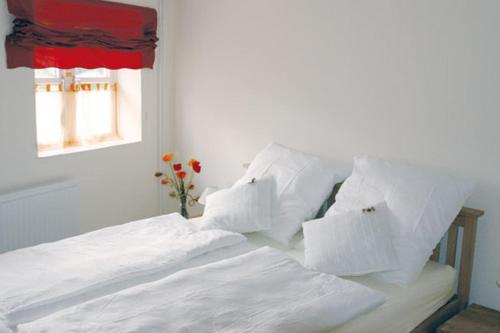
[35,89,65,149]
[35,84,117,150]
[75,88,116,145]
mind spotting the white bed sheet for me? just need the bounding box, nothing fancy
[18,247,386,333]
[0,214,249,327]
[243,231,456,333]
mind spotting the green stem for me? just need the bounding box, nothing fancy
[179,180,189,218]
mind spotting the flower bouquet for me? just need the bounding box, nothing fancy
[155,153,201,218]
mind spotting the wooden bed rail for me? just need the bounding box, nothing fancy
[412,207,484,333]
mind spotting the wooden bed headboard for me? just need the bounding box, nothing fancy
[412,207,484,333]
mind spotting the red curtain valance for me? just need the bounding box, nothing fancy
[5,0,158,69]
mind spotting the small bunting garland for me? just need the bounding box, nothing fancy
[34,82,118,92]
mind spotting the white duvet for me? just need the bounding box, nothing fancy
[0,213,246,326]
[18,247,385,333]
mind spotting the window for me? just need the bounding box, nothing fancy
[34,68,141,157]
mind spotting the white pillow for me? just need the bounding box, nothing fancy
[327,156,474,285]
[235,143,337,245]
[304,202,399,276]
[200,177,274,233]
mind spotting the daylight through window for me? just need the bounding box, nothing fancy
[34,68,142,157]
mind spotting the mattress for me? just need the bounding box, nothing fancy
[243,231,456,333]
[331,261,455,333]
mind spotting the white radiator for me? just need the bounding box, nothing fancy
[0,180,80,253]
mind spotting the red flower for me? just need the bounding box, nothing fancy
[176,171,187,180]
[192,161,201,174]
[173,163,182,171]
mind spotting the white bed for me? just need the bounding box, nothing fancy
[0,213,456,333]
[11,224,456,333]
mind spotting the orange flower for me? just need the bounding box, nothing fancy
[176,171,187,180]
[162,153,174,162]
[173,163,182,171]
[161,178,169,185]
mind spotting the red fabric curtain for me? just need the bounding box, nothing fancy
[5,0,158,69]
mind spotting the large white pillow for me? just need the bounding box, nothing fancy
[200,177,274,233]
[304,202,399,276]
[327,156,474,285]
[235,143,337,245]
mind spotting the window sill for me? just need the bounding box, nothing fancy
[38,138,141,158]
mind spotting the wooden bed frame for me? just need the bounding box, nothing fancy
[410,207,484,333]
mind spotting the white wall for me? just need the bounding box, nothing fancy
[0,0,173,232]
[174,0,500,309]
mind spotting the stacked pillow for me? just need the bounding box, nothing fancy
[202,143,338,245]
[233,143,338,245]
[202,146,474,286]
[308,155,474,285]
